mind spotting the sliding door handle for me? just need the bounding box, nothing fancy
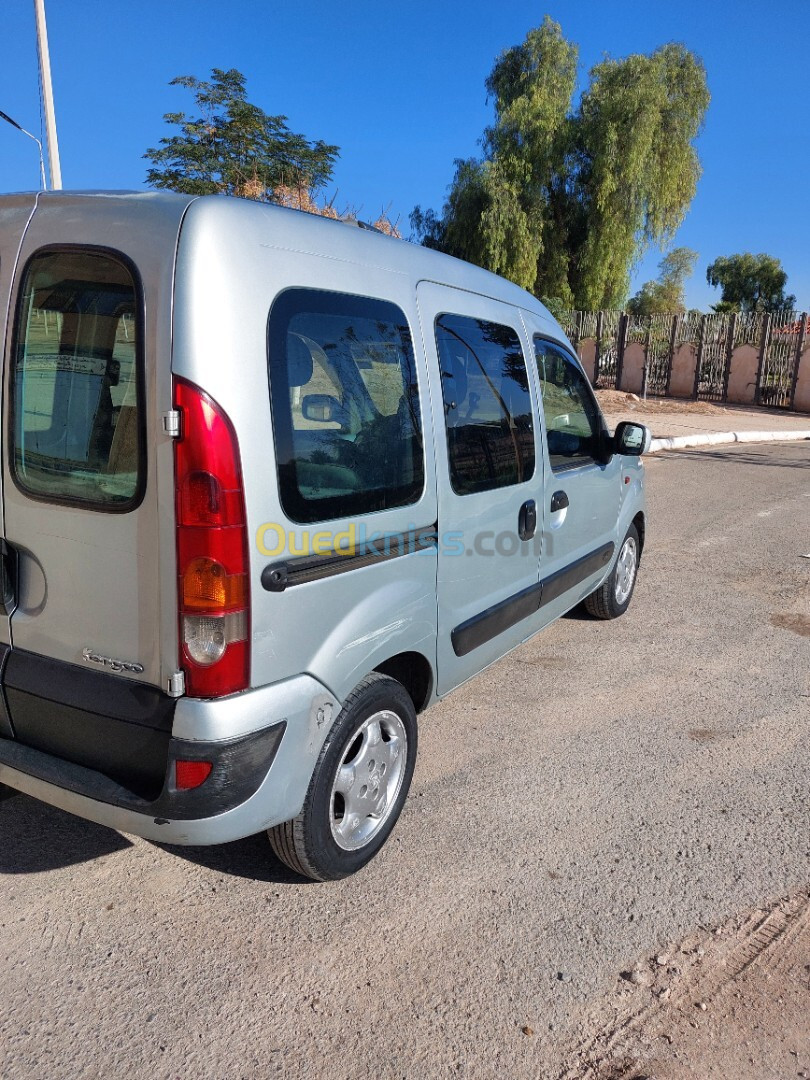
[550,490,569,513]
[518,499,537,541]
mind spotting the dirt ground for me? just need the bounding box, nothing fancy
[594,390,745,417]
[561,887,810,1079]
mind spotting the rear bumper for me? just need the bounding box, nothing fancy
[0,665,341,845]
[0,722,286,818]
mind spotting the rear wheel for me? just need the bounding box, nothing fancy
[268,672,417,881]
[584,523,640,619]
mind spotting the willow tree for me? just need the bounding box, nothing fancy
[575,45,709,308]
[411,19,710,311]
[418,158,543,286]
[479,19,578,298]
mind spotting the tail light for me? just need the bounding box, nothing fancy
[174,377,250,697]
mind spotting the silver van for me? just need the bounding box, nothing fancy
[0,191,650,880]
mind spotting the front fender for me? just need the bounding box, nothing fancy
[617,459,646,555]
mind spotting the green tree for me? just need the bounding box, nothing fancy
[706,253,795,313]
[481,19,579,301]
[144,68,339,201]
[627,246,698,315]
[412,19,710,310]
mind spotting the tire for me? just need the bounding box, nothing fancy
[268,672,417,881]
[583,522,640,620]
[0,784,18,802]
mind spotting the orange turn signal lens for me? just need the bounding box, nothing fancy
[182,557,247,612]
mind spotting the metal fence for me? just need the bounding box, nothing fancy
[562,309,809,409]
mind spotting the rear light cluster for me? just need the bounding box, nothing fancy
[174,377,250,697]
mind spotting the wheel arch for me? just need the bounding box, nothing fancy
[632,511,646,557]
[373,651,434,714]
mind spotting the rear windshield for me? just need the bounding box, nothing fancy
[12,249,142,509]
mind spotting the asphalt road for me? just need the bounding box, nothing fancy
[2,443,809,1080]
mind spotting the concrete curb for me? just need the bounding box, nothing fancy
[648,430,810,454]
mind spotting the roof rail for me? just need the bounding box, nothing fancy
[341,217,384,235]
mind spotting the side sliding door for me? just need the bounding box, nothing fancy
[417,282,545,695]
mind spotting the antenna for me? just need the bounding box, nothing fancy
[33,0,62,189]
[0,109,47,190]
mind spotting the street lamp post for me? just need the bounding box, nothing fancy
[0,109,47,190]
[33,0,61,189]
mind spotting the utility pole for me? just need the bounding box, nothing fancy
[33,0,62,189]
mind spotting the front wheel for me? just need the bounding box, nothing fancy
[583,523,640,619]
[268,672,417,881]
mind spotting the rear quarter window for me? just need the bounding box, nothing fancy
[11,248,143,510]
[267,289,425,524]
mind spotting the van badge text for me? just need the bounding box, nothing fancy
[82,647,145,675]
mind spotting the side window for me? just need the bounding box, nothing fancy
[12,249,142,509]
[268,289,424,524]
[435,313,534,495]
[534,337,603,470]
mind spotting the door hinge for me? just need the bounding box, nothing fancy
[167,671,186,698]
[162,409,181,438]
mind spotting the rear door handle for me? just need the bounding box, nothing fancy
[518,499,537,541]
[550,490,569,513]
[0,540,18,618]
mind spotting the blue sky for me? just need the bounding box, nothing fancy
[2,0,808,310]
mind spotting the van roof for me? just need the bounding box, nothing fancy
[2,189,555,323]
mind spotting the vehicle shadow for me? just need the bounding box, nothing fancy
[563,604,598,621]
[0,789,310,883]
[0,791,132,873]
[153,835,313,885]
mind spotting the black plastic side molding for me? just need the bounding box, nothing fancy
[540,543,614,608]
[451,542,615,657]
[262,524,438,592]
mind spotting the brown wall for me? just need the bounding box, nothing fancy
[726,344,759,405]
[578,338,596,381]
[573,323,810,413]
[618,342,645,394]
[669,343,697,398]
[794,348,810,413]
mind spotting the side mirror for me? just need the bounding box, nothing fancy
[302,393,344,426]
[614,420,652,457]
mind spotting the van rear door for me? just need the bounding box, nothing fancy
[1,195,184,705]
[0,194,38,665]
